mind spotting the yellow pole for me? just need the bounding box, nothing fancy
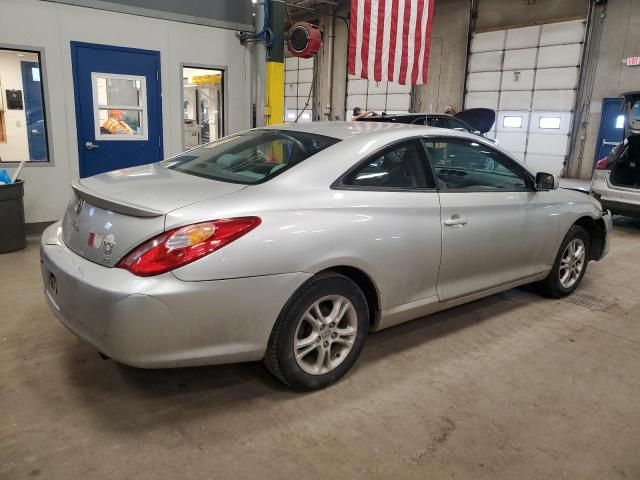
[265,61,284,125]
[265,0,285,125]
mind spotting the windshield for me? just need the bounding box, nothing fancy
[163,129,340,184]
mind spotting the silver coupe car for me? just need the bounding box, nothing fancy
[41,122,612,390]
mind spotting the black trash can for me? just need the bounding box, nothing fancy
[0,179,26,253]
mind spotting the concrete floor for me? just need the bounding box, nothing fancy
[1,220,640,480]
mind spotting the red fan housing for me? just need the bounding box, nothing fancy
[287,22,322,58]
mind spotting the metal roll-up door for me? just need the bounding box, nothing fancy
[285,56,314,122]
[345,76,411,119]
[465,19,586,175]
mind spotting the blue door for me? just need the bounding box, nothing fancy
[71,42,163,178]
[20,61,47,161]
[595,97,625,164]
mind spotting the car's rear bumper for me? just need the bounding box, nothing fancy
[599,199,640,218]
[591,170,640,218]
[40,222,310,368]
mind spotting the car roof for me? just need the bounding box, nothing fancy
[261,120,438,140]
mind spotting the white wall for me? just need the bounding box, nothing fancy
[0,50,39,163]
[0,0,251,223]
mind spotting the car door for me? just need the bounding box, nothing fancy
[422,137,559,301]
[336,138,442,320]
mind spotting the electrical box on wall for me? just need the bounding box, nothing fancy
[6,90,24,110]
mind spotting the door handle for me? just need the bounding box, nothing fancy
[85,141,99,150]
[602,140,619,146]
[444,215,468,227]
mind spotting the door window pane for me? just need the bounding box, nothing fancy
[95,77,143,107]
[503,116,523,128]
[538,117,561,129]
[98,109,143,135]
[92,73,147,140]
[0,48,49,163]
[422,138,530,190]
[182,66,224,148]
[344,140,434,189]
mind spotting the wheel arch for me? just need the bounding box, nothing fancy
[318,266,381,329]
[573,215,606,260]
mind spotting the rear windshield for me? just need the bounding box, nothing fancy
[163,129,340,184]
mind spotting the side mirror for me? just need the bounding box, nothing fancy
[536,172,558,190]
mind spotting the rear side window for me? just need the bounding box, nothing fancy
[164,129,340,184]
[426,117,451,129]
[343,139,435,189]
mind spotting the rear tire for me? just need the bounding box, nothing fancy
[536,225,590,298]
[264,272,369,391]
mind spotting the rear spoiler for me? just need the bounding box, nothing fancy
[71,180,164,218]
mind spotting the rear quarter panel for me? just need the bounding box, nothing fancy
[167,185,442,313]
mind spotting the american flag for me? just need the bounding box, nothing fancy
[348,0,435,85]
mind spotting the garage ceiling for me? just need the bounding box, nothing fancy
[285,0,346,24]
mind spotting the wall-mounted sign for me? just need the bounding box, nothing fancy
[191,74,221,85]
[626,56,640,66]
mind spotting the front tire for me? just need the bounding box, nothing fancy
[264,272,369,391]
[536,225,590,298]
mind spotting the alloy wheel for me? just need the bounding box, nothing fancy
[293,295,358,375]
[559,238,586,289]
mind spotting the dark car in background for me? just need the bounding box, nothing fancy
[591,91,640,217]
[357,108,497,144]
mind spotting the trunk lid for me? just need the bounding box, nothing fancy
[454,108,496,134]
[62,163,247,267]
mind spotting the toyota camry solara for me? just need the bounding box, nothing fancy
[41,122,612,390]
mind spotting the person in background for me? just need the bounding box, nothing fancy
[352,107,377,121]
[444,105,457,115]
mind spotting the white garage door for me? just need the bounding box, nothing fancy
[346,75,412,120]
[465,19,585,176]
[285,56,314,123]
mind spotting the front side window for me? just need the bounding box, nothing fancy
[343,139,434,189]
[164,129,339,184]
[92,73,147,140]
[422,138,530,191]
[0,48,50,163]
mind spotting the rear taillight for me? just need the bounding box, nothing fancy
[117,217,261,276]
[595,157,609,170]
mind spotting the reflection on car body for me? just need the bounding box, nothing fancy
[41,121,611,390]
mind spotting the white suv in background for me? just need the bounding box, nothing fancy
[591,92,640,217]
